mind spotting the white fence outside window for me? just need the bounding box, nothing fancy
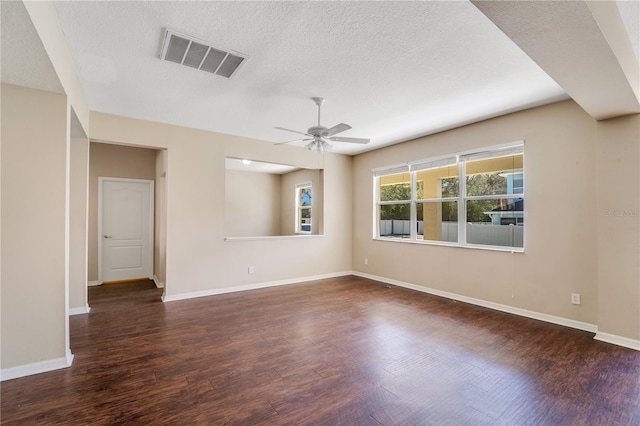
[379,220,523,248]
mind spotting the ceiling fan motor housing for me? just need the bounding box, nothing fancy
[307,126,328,137]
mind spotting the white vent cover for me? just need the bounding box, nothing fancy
[159,29,247,79]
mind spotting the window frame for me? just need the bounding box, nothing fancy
[373,142,524,251]
[295,182,312,234]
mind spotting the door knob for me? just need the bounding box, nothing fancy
[104,235,112,238]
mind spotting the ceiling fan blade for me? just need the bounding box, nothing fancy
[274,127,311,137]
[329,136,370,144]
[325,123,352,137]
[275,138,312,146]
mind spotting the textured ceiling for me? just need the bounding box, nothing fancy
[617,0,640,64]
[0,1,64,94]
[7,1,634,155]
[474,0,640,121]
[49,0,573,154]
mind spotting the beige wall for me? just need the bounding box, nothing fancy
[69,137,89,310]
[225,170,282,237]
[88,142,157,282]
[1,84,68,369]
[596,114,640,340]
[3,84,637,383]
[224,155,349,286]
[89,112,352,298]
[353,100,600,325]
[2,0,635,382]
[154,149,168,286]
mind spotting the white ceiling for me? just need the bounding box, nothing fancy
[617,0,640,64]
[51,0,571,155]
[3,1,638,155]
[0,1,64,94]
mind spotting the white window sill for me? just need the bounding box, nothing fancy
[225,234,324,242]
[372,237,524,253]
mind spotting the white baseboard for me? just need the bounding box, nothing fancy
[156,270,639,352]
[87,280,101,286]
[594,332,640,351]
[353,271,599,334]
[1,349,74,382]
[162,271,352,303]
[153,275,164,288]
[69,305,91,316]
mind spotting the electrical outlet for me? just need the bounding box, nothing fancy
[248,266,254,274]
[571,293,581,305]
[364,258,368,265]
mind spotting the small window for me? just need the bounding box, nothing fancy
[296,183,312,233]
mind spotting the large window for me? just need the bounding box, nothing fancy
[375,143,524,250]
[296,182,312,233]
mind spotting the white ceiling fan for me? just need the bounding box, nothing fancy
[275,97,370,152]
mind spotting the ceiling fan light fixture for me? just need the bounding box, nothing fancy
[306,140,332,152]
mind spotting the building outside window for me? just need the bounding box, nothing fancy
[375,142,524,250]
[296,182,312,233]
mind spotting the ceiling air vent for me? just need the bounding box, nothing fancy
[159,29,247,79]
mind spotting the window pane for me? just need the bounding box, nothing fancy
[379,173,411,201]
[416,166,459,199]
[417,201,458,242]
[300,216,311,232]
[441,177,459,198]
[416,180,423,200]
[379,203,411,238]
[466,198,524,248]
[299,188,312,206]
[465,154,523,196]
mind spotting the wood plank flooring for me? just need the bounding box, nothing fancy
[2,276,639,425]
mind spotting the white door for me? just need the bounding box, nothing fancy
[99,178,154,283]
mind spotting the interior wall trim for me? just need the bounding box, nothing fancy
[594,332,640,351]
[1,350,74,382]
[153,276,164,289]
[162,271,353,303]
[69,305,91,316]
[352,271,600,334]
[87,281,101,286]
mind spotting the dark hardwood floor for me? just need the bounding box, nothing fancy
[2,276,639,425]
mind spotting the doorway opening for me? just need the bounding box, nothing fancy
[87,142,167,300]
